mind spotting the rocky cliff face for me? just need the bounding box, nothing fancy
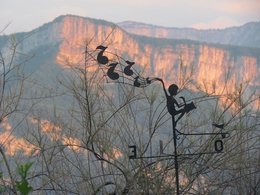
[0,15,259,156]
[53,16,259,99]
[118,21,260,48]
[1,15,259,106]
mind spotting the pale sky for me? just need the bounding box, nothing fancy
[1,0,260,34]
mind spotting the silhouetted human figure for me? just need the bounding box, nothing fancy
[156,78,196,125]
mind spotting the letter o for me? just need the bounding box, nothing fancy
[215,140,223,152]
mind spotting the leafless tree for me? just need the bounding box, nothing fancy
[6,34,258,195]
[0,30,32,194]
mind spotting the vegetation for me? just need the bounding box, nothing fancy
[0,32,259,195]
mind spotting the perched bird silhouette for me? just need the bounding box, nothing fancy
[212,123,225,129]
[96,45,109,64]
[124,60,135,76]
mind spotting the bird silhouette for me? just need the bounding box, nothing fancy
[124,60,135,76]
[96,45,109,64]
[212,123,225,129]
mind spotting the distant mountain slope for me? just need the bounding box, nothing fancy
[0,15,259,100]
[118,21,260,48]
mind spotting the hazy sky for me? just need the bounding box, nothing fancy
[1,0,260,34]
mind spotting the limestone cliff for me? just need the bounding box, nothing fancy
[0,15,259,105]
[118,21,260,48]
[53,16,259,98]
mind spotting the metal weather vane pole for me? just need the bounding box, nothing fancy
[156,78,196,195]
[172,115,180,195]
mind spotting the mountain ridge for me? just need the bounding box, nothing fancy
[118,20,260,48]
[118,20,260,31]
[0,15,259,102]
[4,15,259,51]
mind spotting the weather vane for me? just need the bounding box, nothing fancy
[91,45,230,195]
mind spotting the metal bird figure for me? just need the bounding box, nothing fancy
[96,45,109,64]
[212,123,225,129]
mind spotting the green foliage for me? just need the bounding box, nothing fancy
[0,171,6,193]
[15,162,33,195]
